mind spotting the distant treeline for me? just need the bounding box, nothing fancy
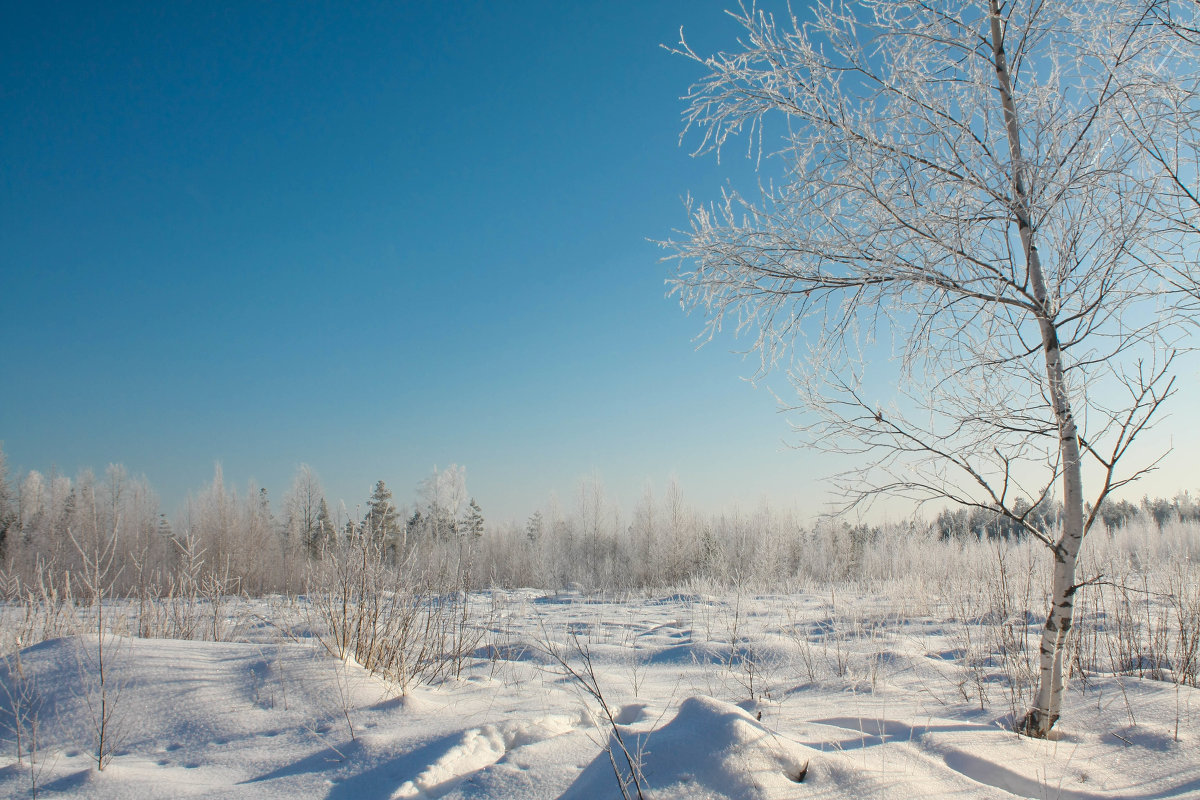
[933,493,1200,541]
[0,445,1195,595]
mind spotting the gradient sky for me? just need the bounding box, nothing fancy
[3,1,1197,524]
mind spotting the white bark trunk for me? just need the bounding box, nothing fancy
[988,2,1086,738]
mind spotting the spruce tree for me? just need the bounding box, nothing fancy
[464,498,485,539]
[0,445,14,558]
[525,510,544,544]
[364,481,401,549]
[407,509,425,541]
[312,498,335,557]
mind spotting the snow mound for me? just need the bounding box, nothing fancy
[561,696,821,800]
[392,714,581,799]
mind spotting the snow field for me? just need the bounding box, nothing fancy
[0,582,1197,799]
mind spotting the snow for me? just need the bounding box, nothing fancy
[1,589,1197,799]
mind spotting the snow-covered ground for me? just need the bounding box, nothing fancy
[0,587,1197,799]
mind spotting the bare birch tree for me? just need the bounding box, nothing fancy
[284,464,326,560]
[667,0,1197,737]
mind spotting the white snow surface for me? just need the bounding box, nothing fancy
[1,589,1197,799]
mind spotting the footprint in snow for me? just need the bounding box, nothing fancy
[391,714,579,799]
[614,703,647,724]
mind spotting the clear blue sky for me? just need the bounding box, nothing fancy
[0,1,844,522]
[2,1,1195,523]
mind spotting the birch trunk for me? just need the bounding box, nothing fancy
[988,1,1086,739]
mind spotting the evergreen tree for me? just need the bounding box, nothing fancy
[253,486,276,544]
[407,508,425,541]
[525,510,544,544]
[312,498,335,557]
[464,498,485,539]
[59,487,77,541]
[364,480,401,549]
[0,445,14,558]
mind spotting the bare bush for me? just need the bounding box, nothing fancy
[69,516,126,772]
[0,646,51,797]
[540,631,647,800]
[305,531,484,693]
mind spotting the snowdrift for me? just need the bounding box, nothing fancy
[1,591,1198,799]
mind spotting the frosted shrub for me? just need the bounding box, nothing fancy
[306,531,484,693]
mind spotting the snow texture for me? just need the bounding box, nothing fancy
[1,590,1197,799]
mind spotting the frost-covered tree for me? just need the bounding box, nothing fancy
[18,470,47,539]
[243,486,279,593]
[662,478,692,584]
[284,464,325,559]
[1125,2,1200,300]
[630,485,658,584]
[575,475,624,587]
[416,465,468,541]
[177,466,285,592]
[668,0,1198,737]
[110,466,169,589]
[180,464,234,573]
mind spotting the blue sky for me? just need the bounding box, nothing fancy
[0,1,845,521]
[2,1,1196,524]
